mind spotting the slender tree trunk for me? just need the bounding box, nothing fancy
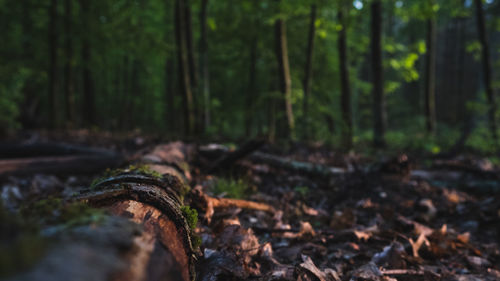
[165,58,176,133]
[274,14,294,139]
[175,0,195,136]
[474,0,497,141]
[48,0,58,129]
[80,0,95,127]
[338,5,352,149]
[64,0,75,127]
[371,0,386,147]
[184,0,197,90]
[245,37,258,137]
[424,17,436,134]
[303,4,316,140]
[199,0,210,132]
[184,0,199,134]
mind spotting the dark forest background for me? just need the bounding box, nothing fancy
[1,0,500,153]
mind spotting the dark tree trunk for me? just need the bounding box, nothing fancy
[184,0,199,134]
[48,0,58,129]
[165,58,176,133]
[303,4,316,140]
[64,0,75,127]
[184,0,197,90]
[424,17,436,134]
[371,0,386,147]
[474,0,497,141]
[274,15,294,139]
[20,0,40,129]
[175,0,195,136]
[80,0,95,127]
[338,5,352,149]
[245,36,258,137]
[199,0,210,132]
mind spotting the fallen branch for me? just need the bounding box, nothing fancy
[208,139,265,173]
[249,152,346,177]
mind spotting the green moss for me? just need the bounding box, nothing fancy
[191,234,202,249]
[126,164,163,179]
[21,197,106,227]
[180,205,201,250]
[181,205,198,230]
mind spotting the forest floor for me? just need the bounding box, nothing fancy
[1,131,500,281]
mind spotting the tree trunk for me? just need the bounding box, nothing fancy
[175,0,195,136]
[48,0,58,129]
[245,36,258,137]
[80,0,96,127]
[424,17,436,134]
[184,0,199,133]
[64,0,75,127]
[474,0,497,142]
[338,4,352,149]
[303,4,316,140]
[199,0,210,132]
[165,58,176,133]
[274,14,294,139]
[371,0,386,147]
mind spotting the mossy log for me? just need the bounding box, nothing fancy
[6,142,198,281]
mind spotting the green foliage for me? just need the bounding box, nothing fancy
[294,186,310,197]
[211,178,250,199]
[0,0,497,154]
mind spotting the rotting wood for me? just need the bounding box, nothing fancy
[7,142,198,281]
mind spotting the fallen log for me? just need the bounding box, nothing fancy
[0,154,125,176]
[0,142,125,176]
[249,152,346,177]
[4,142,198,281]
[0,141,116,158]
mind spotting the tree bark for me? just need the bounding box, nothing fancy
[474,0,497,142]
[424,17,437,134]
[48,0,58,129]
[64,0,75,127]
[80,0,96,127]
[274,12,295,139]
[245,35,258,137]
[7,143,198,281]
[175,0,195,136]
[165,57,176,133]
[338,4,352,149]
[199,0,210,132]
[303,4,316,140]
[371,0,386,147]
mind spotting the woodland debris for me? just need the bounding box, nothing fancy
[191,186,275,223]
[3,143,198,281]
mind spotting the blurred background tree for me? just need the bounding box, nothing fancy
[0,0,499,153]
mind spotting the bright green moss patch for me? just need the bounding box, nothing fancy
[180,205,201,250]
[181,205,198,230]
